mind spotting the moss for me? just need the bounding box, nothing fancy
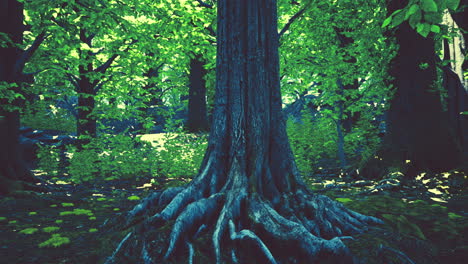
[38,234,71,248]
[19,227,39,235]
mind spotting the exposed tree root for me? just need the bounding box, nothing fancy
[106,160,384,264]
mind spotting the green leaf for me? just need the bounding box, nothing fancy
[406,4,420,19]
[382,16,392,28]
[127,195,140,201]
[430,25,441,33]
[421,0,438,12]
[391,10,407,27]
[416,23,432,37]
[19,227,39,235]
[424,12,443,24]
[446,0,460,10]
[409,9,423,28]
[336,198,353,203]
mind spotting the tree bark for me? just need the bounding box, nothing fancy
[76,29,97,145]
[186,55,209,133]
[363,0,465,179]
[0,0,37,195]
[106,1,382,263]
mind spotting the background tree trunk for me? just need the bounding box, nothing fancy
[186,55,209,133]
[363,0,465,179]
[76,29,97,145]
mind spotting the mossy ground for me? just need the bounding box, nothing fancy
[0,170,466,264]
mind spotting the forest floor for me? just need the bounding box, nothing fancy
[0,168,467,264]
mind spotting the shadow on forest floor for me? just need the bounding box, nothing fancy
[0,169,467,264]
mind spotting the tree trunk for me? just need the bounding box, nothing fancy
[76,29,97,145]
[363,0,464,179]
[186,55,209,133]
[106,1,381,263]
[0,0,37,195]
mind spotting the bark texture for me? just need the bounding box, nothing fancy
[0,0,37,195]
[106,1,382,263]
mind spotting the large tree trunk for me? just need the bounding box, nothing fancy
[0,0,37,195]
[362,0,465,179]
[186,55,209,133]
[106,1,381,263]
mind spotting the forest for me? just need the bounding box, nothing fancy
[0,0,467,263]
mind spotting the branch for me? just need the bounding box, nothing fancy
[93,39,138,76]
[15,31,48,74]
[279,7,306,39]
[195,0,213,8]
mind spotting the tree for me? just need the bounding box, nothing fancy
[107,1,381,263]
[0,0,46,195]
[363,0,466,178]
[186,55,209,132]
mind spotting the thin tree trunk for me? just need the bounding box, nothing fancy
[76,29,97,144]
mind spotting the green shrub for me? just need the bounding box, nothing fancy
[22,106,75,133]
[287,111,381,175]
[287,112,338,175]
[155,133,207,179]
[37,145,61,177]
[67,134,160,183]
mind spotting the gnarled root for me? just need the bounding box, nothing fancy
[106,160,383,264]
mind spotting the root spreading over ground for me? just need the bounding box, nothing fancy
[105,156,383,264]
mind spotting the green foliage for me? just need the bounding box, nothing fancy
[61,203,74,207]
[59,208,93,216]
[37,145,61,177]
[67,134,160,183]
[21,104,76,133]
[38,234,70,248]
[154,132,208,179]
[89,228,98,233]
[19,227,39,235]
[335,197,353,203]
[346,195,466,243]
[382,0,461,37]
[127,195,140,201]
[28,212,37,216]
[287,112,338,175]
[287,111,382,174]
[42,226,60,233]
[0,216,6,222]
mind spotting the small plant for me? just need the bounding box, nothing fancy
[61,203,74,207]
[89,228,98,233]
[28,212,37,216]
[0,216,6,222]
[19,227,39,235]
[42,226,60,233]
[38,234,70,248]
[55,220,64,224]
[89,216,96,220]
[50,204,58,208]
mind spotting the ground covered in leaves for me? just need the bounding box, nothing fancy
[0,169,467,264]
